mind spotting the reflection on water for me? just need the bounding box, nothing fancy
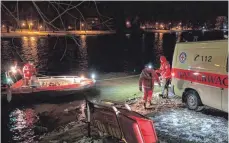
[8,108,38,143]
[2,33,177,74]
[21,36,38,65]
[1,40,14,72]
[154,33,164,64]
[176,32,182,42]
[78,35,88,72]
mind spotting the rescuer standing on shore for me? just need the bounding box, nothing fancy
[139,64,161,109]
[156,56,171,98]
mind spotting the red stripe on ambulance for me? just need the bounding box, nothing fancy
[172,68,228,89]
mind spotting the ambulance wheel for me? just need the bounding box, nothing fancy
[185,90,202,111]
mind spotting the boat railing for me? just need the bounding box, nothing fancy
[38,76,81,80]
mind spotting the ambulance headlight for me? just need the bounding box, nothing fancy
[10,66,17,74]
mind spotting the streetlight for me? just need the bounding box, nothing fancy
[160,24,164,30]
[126,20,131,28]
[22,23,25,27]
[29,22,33,30]
[38,25,42,31]
[2,25,5,28]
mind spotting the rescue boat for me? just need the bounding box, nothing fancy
[2,75,96,103]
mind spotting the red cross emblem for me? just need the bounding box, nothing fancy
[179,52,187,63]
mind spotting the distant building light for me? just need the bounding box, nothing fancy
[81,23,84,27]
[2,24,5,28]
[29,22,33,26]
[179,22,182,25]
[68,26,72,29]
[126,21,130,25]
[39,25,42,29]
[92,21,95,24]
[141,26,146,29]
[126,20,131,28]
[22,23,25,26]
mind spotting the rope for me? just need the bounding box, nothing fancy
[96,74,140,82]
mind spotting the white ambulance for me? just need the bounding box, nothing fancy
[171,40,228,113]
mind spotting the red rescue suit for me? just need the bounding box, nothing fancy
[139,68,160,104]
[156,56,171,79]
[156,56,171,98]
[23,63,36,80]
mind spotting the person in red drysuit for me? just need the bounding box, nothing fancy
[139,64,161,109]
[156,56,171,98]
[22,61,37,86]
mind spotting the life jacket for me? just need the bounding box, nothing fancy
[23,63,36,79]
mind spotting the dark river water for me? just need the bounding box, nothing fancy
[1,30,225,74]
[1,30,226,143]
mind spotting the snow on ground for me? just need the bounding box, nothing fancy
[74,136,103,143]
[149,108,228,143]
[127,93,184,115]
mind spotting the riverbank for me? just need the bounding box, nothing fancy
[1,30,116,37]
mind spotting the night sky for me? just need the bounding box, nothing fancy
[1,1,228,29]
[100,1,228,20]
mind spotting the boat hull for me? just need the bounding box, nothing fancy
[2,75,96,103]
